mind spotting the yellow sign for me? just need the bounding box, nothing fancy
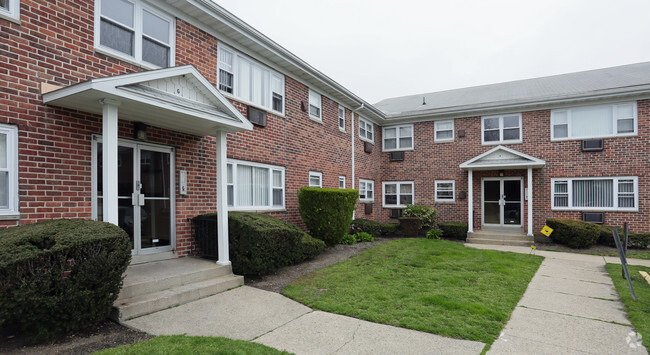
[541,225,553,237]
[530,245,537,250]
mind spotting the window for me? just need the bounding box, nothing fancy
[551,177,638,211]
[359,117,374,142]
[339,176,346,189]
[217,44,285,114]
[96,0,175,68]
[0,124,18,217]
[383,124,413,151]
[338,105,345,130]
[435,180,455,202]
[551,102,637,140]
[434,120,454,142]
[359,179,374,202]
[0,0,19,21]
[482,114,522,144]
[309,90,321,120]
[226,160,285,211]
[383,182,414,208]
[309,171,322,187]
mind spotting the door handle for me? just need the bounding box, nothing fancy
[132,192,146,206]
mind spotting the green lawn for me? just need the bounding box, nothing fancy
[284,239,543,344]
[596,251,650,260]
[606,264,650,344]
[94,335,291,355]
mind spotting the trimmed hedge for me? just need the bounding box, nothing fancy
[597,225,650,249]
[0,219,131,341]
[546,218,600,249]
[349,219,399,238]
[439,222,468,241]
[297,187,358,246]
[403,205,437,231]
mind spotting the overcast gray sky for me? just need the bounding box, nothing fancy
[214,0,650,104]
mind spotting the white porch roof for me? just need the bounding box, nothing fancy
[459,145,546,170]
[42,65,253,136]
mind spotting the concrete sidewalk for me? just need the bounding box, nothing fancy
[467,244,648,354]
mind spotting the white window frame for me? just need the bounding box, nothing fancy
[338,105,346,131]
[359,117,374,143]
[551,177,638,212]
[359,179,374,202]
[382,124,414,152]
[227,159,285,211]
[435,180,455,203]
[339,175,346,189]
[0,124,19,218]
[216,44,286,115]
[481,114,522,145]
[94,0,176,69]
[550,102,638,141]
[309,171,322,187]
[434,120,454,143]
[309,89,322,121]
[0,0,19,22]
[382,181,414,208]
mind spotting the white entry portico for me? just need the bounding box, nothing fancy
[460,145,545,237]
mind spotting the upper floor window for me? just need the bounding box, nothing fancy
[359,179,374,202]
[551,177,638,211]
[338,105,345,130]
[434,120,454,142]
[339,176,346,189]
[309,171,322,187]
[435,180,455,202]
[383,124,413,151]
[309,90,321,120]
[359,117,374,142]
[383,181,414,208]
[227,160,285,211]
[0,0,19,21]
[482,114,522,144]
[96,0,175,68]
[0,124,19,217]
[551,102,637,140]
[217,44,285,114]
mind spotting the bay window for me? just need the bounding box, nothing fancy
[551,102,637,140]
[227,160,285,211]
[383,181,414,208]
[551,177,638,211]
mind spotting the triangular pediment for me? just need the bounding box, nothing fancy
[460,145,545,170]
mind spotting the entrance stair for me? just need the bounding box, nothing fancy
[466,227,534,247]
[112,257,243,322]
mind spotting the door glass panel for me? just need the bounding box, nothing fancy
[118,197,135,249]
[140,150,171,198]
[140,149,171,250]
[504,203,521,225]
[484,181,500,201]
[140,199,171,248]
[503,180,521,201]
[484,202,500,224]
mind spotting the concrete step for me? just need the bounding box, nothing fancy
[468,233,529,241]
[113,274,244,321]
[466,237,534,247]
[472,228,527,237]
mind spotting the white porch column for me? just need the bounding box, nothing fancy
[527,167,533,237]
[100,99,120,225]
[467,169,474,233]
[215,130,230,266]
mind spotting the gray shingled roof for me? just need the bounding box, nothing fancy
[374,62,650,117]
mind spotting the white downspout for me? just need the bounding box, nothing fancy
[351,103,364,190]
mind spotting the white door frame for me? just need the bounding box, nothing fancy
[91,135,176,255]
[481,177,524,228]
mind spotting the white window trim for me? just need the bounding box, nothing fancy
[338,105,346,131]
[0,124,19,218]
[359,117,374,143]
[550,102,638,141]
[382,124,414,152]
[217,43,286,116]
[382,181,414,208]
[551,176,639,212]
[0,0,20,22]
[309,171,323,187]
[308,89,322,121]
[339,175,346,189]
[359,179,374,202]
[435,180,455,203]
[481,114,523,145]
[434,120,454,143]
[94,0,176,69]
[227,159,285,211]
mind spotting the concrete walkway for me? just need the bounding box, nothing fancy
[467,244,649,354]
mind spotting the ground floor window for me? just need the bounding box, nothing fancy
[228,159,285,210]
[551,177,638,211]
[0,124,18,217]
[339,175,346,189]
[359,179,374,201]
[435,180,455,202]
[309,171,322,187]
[383,181,413,208]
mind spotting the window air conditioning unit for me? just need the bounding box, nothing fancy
[389,209,403,219]
[247,106,267,127]
[389,151,404,161]
[364,203,373,215]
[364,141,373,153]
[582,212,604,224]
[582,139,603,151]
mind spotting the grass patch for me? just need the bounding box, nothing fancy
[94,335,291,354]
[606,264,650,343]
[284,239,543,344]
[595,251,650,260]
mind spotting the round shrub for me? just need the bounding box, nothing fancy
[426,229,442,240]
[546,218,600,249]
[354,232,374,242]
[0,219,131,341]
[298,187,358,246]
[340,234,357,245]
[403,205,437,231]
[438,222,468,240]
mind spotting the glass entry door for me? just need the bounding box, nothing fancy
[482,177,523,227]
[96,139,174,255]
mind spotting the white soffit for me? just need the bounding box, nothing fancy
[459,145,546,170]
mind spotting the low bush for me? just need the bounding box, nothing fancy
[354,232,374,243]
[403,205,437,230]
[0,219,131,341]
[340,234,357,245]
[426,229,442,240]
[597,225,650,249]
[196,212,325,276]
[438,222,468,240]
[298,187,358,246]
[546,218,600,249]
[349,219,398,238]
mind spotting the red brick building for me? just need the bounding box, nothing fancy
[0,0,648,262]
